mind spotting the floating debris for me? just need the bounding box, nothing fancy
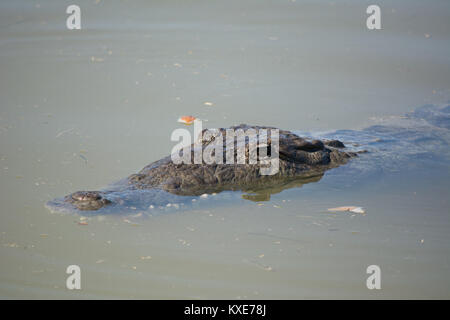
[245,259,273,272]
[79,154,88,165]
[327,206,366,214]
[140,256,152,260]
[203,102,214,106]
[55,128,74,138]
[350,207,365,214]
[177,115,197,125]
[3,243,20,248]
[78,221,88,226]
[130,212,143,218]
[90,56,104,62]
[178,239,191,246]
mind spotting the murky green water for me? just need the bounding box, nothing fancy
[1,0,450,299]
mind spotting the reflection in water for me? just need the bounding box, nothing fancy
[241,174,323,202]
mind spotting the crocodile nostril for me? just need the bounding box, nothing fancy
[66,191,111,211]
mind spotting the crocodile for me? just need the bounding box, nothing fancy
[48,124,358,212]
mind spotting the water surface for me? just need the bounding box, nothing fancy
[1,0,450,299]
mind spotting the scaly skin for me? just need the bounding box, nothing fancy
[61,124,357,211]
